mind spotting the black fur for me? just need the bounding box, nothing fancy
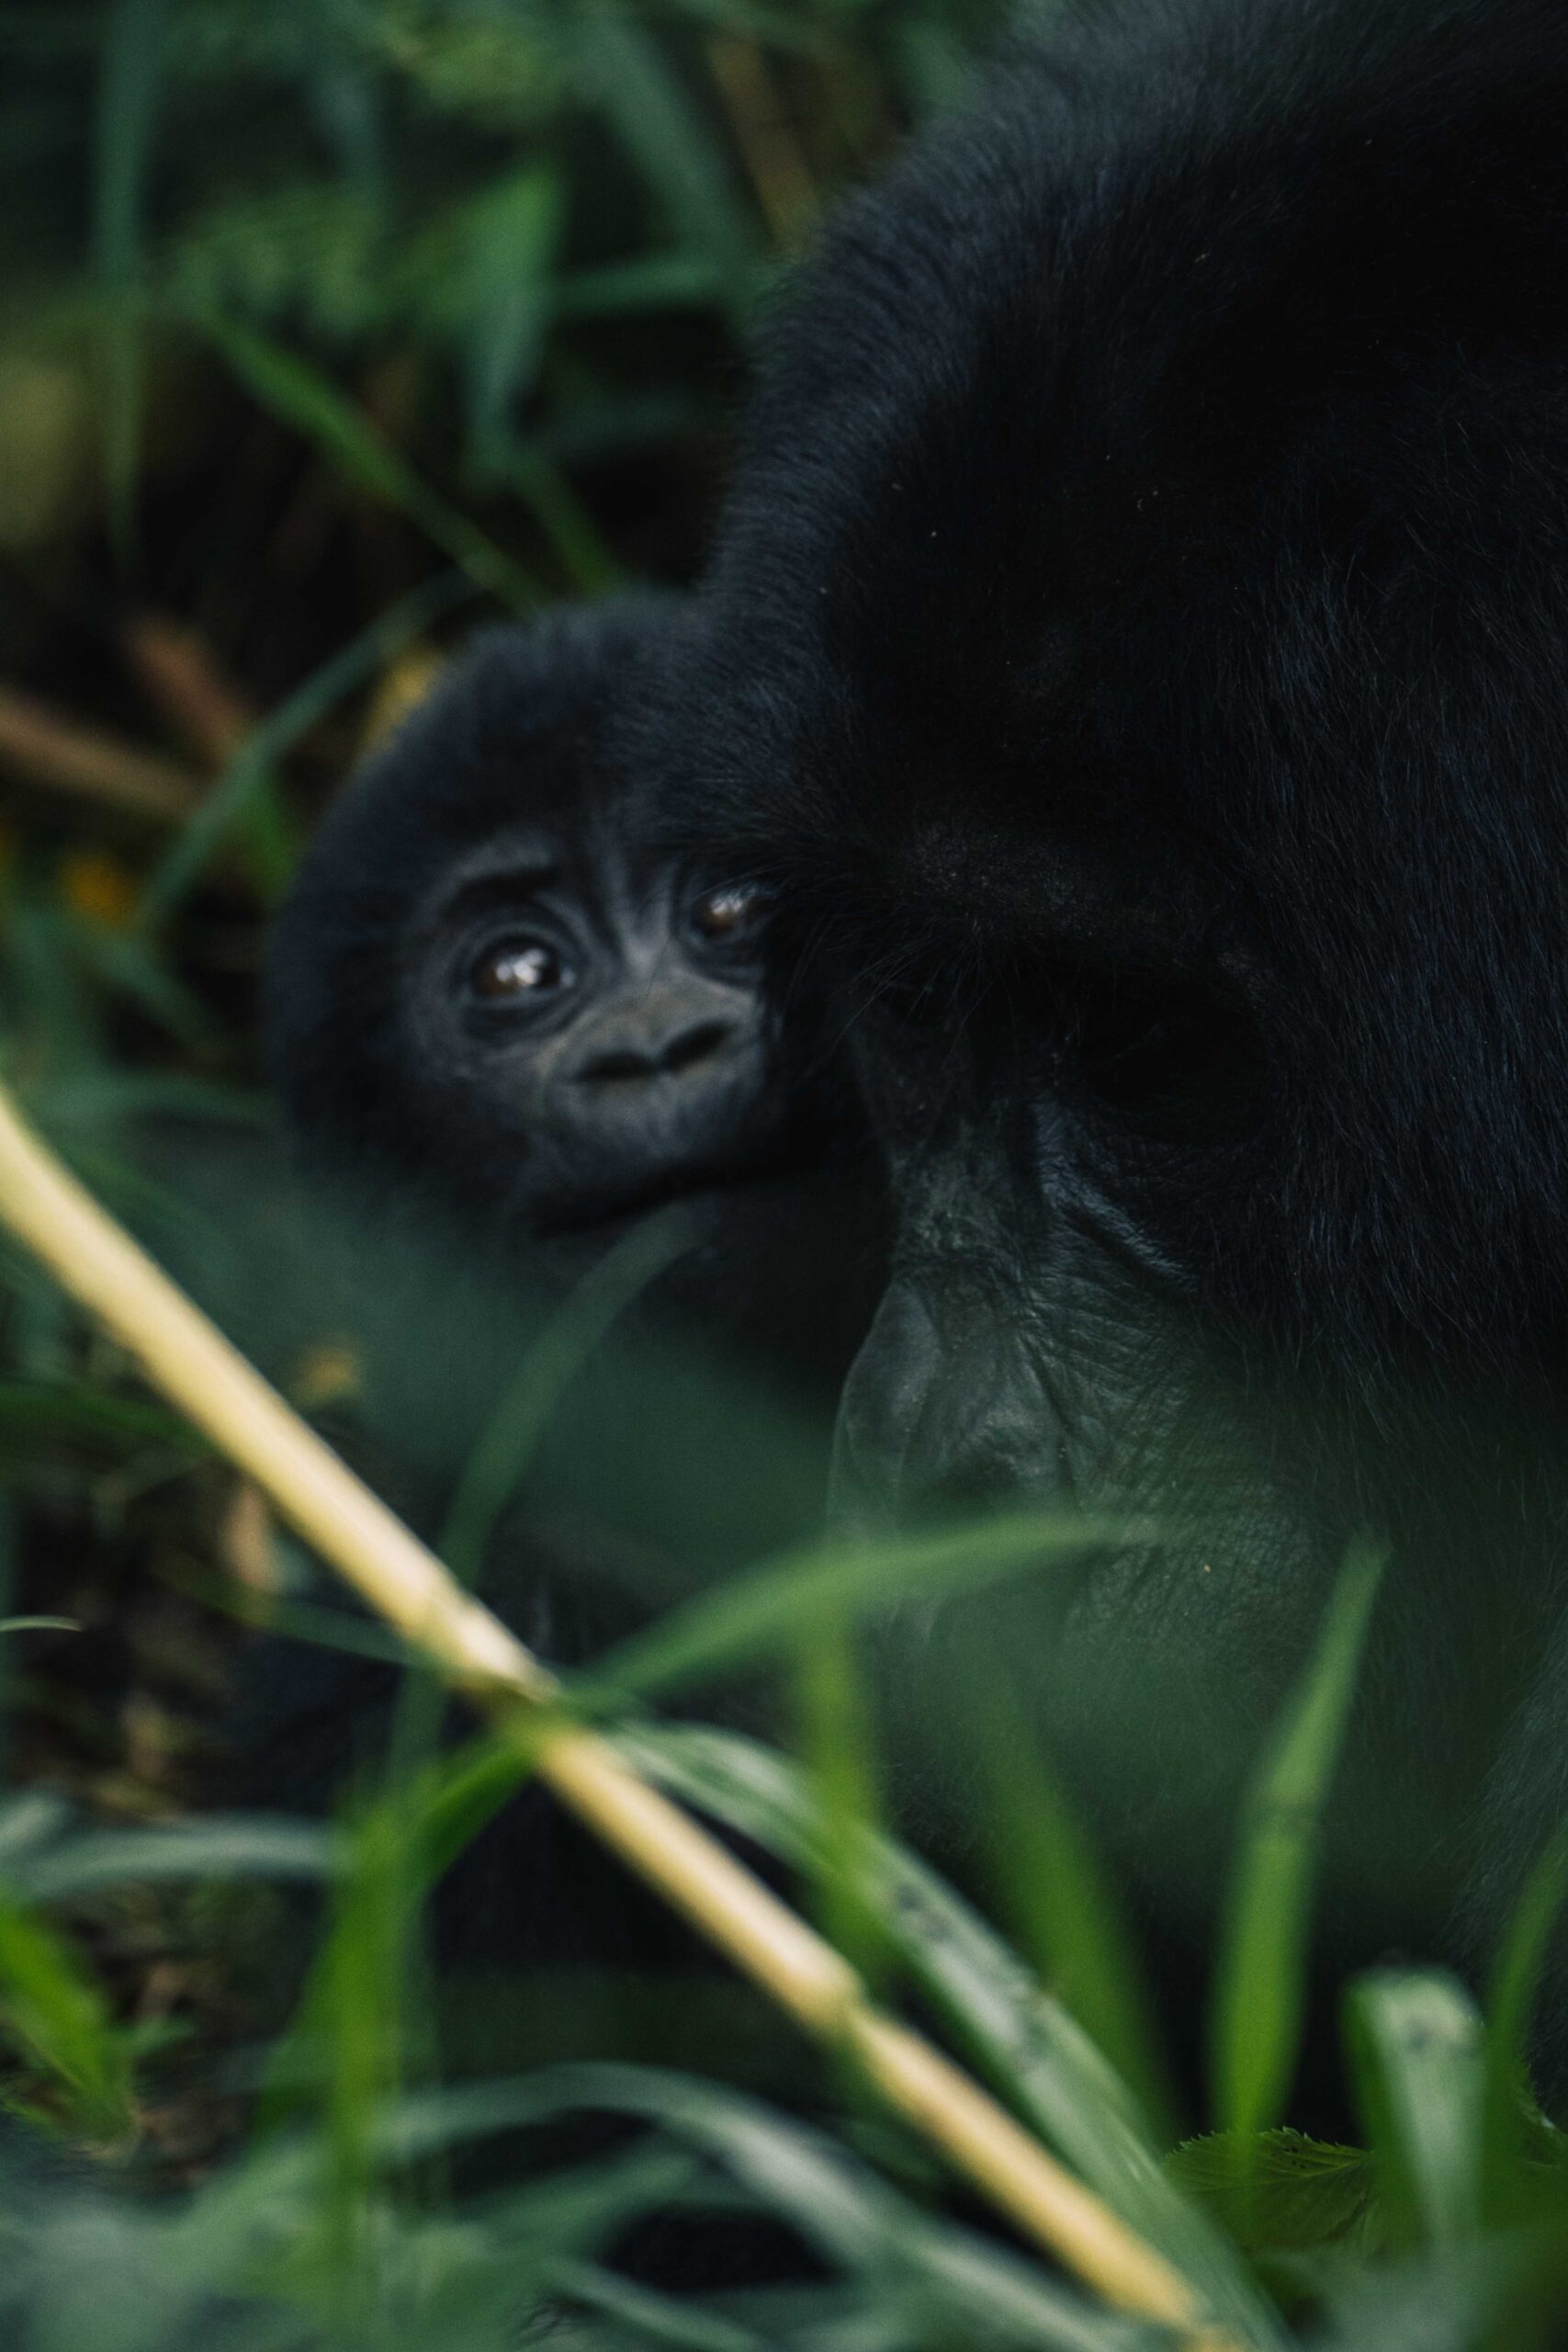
[254,596,886,1995]
[652,0,1568,2098]
[267,594,884,1403]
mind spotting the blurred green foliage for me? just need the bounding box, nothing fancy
[0,0,1001,1139]
[0,0,1002,1856]
[6,7,1568,2347]
[0,0,997,613]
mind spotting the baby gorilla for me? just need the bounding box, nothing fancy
[276,597,800,1240]
[267,593,881,1400]
[250,595,882,2015]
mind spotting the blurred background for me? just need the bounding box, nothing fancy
[0,0,999,2133]
[0,0,999,1069]
[6,22,1568,2348]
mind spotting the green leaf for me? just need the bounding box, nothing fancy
[138,569,473,922]
[617,1724,1278,2345]
[792,1606,889,1993]
[199,315,544,609]
[450,164,561,453]
[555,251,729,316]
[380,2064,1162,2350]
[977,1697,1178,2148]
[0,1376,199,1455]
[1168,2129,1377,2253]
[1483,1820,1568,2217]
[564,2,759,314]
[0,1892,133,2140]
[7,1814,334,1905]
[1208,1536,1384,2143]
[1348,1969,1483,2254]
[583,1511,1142,1705]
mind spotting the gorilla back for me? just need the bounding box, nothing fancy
[674,0,1568,2086]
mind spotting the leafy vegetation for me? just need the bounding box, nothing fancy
[2,5,1568,2346]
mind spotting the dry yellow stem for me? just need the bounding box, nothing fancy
[0,1080,1218,2338]
[0,683,203,823]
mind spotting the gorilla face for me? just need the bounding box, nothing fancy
[672,0,1568,1937]
[831,944,1270,1521]
[267,600,826,1243]
[406,817,781,1229]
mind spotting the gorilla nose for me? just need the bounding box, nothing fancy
[574,1013,737,1086]
[830,1275,1065,1532]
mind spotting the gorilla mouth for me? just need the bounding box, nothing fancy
[525,1123,829,1240]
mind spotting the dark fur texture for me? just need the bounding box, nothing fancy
[679,0,1568,1370]
[645,0,1568,2094]
[254,598,886,2007]
[267,594,884,1399]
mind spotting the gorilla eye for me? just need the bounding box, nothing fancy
[468,936,575,1002]
[691,885,764,941]
[1072,972,1265,1139]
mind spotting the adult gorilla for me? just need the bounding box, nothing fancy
[660,0,1568,2087]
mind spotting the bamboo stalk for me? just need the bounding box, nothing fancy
[0,1078,1221,2339]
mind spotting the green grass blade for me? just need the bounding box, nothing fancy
[8,1815,333,1905]
[453,164,561,454]
[480,439,626,595]
[1208,1535,1384,2143]
[93,0,166,546]
[895,16,983,114]
[0,1892,134,2140]
[201,314,544,609]
[618,1723,1279,2344]
[382,2063,1162,2349]
[584,1512,1143,1706]
[555,251,729,315]
[544,2258,768,2351]
[138,569,472,923]
[1309,2249,1515,2352]
[251,1725,544,2309]
[977,1697,1179,2148]
[1347,1969,1484,2254]
[0,1375,197,1452]
[793,1605,889,1992]
[565,2,759,317]
[1167,2127,1376,2255]
[440,1209,693,1587]
[1482,1821,1568,2217]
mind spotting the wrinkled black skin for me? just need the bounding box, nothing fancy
[267,594,881,1401]
[645,0,1568,2101]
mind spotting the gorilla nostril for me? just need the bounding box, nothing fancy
[659,1017,735,1075]
[577,1045,659,1084]
[574,1018,736,1086]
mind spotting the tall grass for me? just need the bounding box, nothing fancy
[2,6,1568,2347]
